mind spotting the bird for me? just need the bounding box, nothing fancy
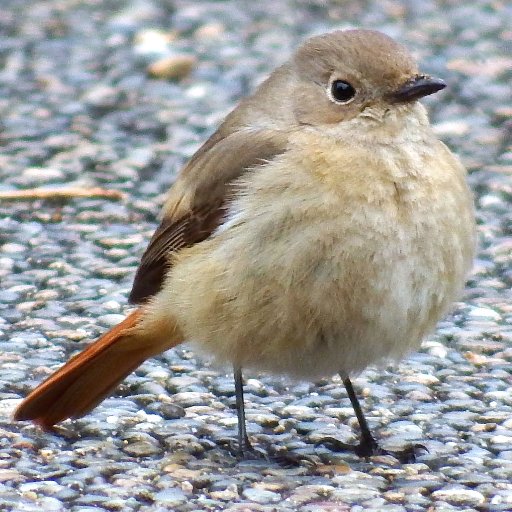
[14,29,475,462]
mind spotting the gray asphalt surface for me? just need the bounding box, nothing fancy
[0,1,511,510]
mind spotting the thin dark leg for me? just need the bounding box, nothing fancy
[316,376,425,462]
[232,367,286,463]
[343,377,379,457]
[234,366,252,454]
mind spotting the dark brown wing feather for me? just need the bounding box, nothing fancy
[129,128,290,304]
[129,201,226,302]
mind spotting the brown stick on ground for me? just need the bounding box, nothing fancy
[0,187,126,201]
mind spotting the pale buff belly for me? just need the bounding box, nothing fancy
[162,202,467,379]
[158,138,474,379]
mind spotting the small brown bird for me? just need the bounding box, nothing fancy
[15,29,475,461]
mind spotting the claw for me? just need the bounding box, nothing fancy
[224,438,269,461]
[267,447,318,468]
[317,435,427,463]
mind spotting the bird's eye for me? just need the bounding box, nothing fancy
[330,80,356,103]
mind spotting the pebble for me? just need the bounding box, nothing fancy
[431,488,486,506]
[468,307,502,321]
[153,488,187,507]
[279,405,318,421]
[195,22,225,40]
[242,488,282,504]
[490,435,512,447]
[330,487,381,502]
[171,391,213,407]
[98,313,126,327]
[158,403,186,420]
[133,28,177,56]
[0,470,24,483]
[147,55,197,80]
[21,167,65,183]
[37,497,64,511]
[432,120,470,136]
[1,243,25,254]
[210,483,239,501]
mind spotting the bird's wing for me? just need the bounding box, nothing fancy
[129,128,290,303]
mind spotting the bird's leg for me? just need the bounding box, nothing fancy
[232,367,301,464]
[233,366,253,455]
[318,376,425,463]
[232,367,300,465]
[343,377,381,457]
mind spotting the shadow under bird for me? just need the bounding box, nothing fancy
[14,29,475,462]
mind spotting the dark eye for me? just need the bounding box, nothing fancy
[330,80,356,103]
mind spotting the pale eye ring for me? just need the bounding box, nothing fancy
[329,79,356,104]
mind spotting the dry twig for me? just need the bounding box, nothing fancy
[0,187,126,201]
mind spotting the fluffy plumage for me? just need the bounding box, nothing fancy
[15,30,475,441]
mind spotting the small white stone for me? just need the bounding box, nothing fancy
[280,405,316,420]
[1,243,25,254]
[403,373,439,385]
[22,166,64,182]
[468,307,501,321]
[243,488,281,504]
[490,435,512,445]
[432,488,485,505]
[153,488,187,507]
[101,300,121,312]
[422,341,448,358]
[0,257,14,269]
[99,314,126,326]
[186,84,207,99]
[432,120,470,136]
[133,28,175,56]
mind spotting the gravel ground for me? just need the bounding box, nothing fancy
[0,0,511,510]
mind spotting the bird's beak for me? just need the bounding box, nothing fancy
[390,75,446,103]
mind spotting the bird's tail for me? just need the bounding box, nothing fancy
[14,308,184,429]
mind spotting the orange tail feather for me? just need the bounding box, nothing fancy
[14,308,183,429]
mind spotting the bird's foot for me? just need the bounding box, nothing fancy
[226,438,317,467]
[318,435,427,463]
[225,437,269,461]
[266,446,319,468]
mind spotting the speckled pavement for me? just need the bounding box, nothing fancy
[0,1,511,510]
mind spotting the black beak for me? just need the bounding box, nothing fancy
[391,75,446,103]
